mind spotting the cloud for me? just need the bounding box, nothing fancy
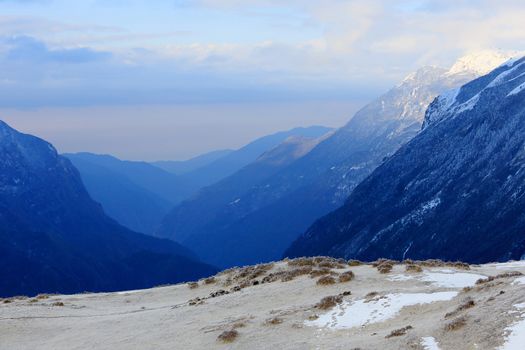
[0,0,524,109]
[4,35,111,63]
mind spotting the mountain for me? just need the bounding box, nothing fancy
[0,120,216,297]
[177,126,333,189]
[152,149,233,175]
[65,127,331,234]
[156,134,329,246]
[64,152,195,234]
[65,152,192,204]
[62,155,173,234]
[286,56,525,263]
[157,53,505,268]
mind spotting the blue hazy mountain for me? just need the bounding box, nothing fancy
[65,152,192,204]
[177,126,333,189]
[157,62,479,268]
[156,134,330,246]
[65,126,331,234]
[152,149,233,175]
[63,154,173,234]
[286,57,525,263]
[0,120,216,297]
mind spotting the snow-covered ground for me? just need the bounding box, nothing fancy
[1,260,524,350]
[308,291,458,329]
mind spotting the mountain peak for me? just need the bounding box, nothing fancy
[447,50,520,76]
[423,55,525,129]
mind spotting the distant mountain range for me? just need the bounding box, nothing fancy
[156,133,330,246]
[175,126,334,190]
[152,149,233,175]
[0,121,216,297]
[287,56,525,263]
[156,53,507,268]
[65,126,331,234]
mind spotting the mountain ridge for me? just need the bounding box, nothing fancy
[286,56,525,263]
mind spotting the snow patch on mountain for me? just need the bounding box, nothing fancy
[447,50,520,76]
[423,56,525,129]
[508,82,525,97]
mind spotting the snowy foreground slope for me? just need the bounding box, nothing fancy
[2,258,525,350]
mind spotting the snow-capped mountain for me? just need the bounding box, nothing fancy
[0,120,216,297]
[446,50,521,76]
[286,56,525,263]
[157,53,506,268]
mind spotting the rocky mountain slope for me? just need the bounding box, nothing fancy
[287,56,525,263]
[2,258,524,350]
[156,134,329,248]
[0,121,216,297]
[157,53,509,268]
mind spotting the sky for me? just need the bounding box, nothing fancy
[0,0,524,160]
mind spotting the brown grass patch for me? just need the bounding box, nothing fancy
[188,282,199,289]
[405,264,423,273]
[204,277,216,285]
[475,271,523,285]
[338,271,355,283]
[347,260,362,266]
[445,298,475,318]
[316,295,343,310]
[288,257,316,267]
[316,276,336,286]
[35,294,51,300]
[52,302,65,307]
[377,263,393,274]
[217,330,238,343]
[309,268,335,278]
[445,316,467,331]
[265,317,284,325]
[385,325,413,338]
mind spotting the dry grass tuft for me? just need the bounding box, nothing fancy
[217,330,239,343]
[35,294,51,300]
[188,297,205,306]
[204,277,217,285]
[475,271,523,285]
[288,257,316,267]
[385,325,413,338]
[316,295,343,310]
[377,263,393,274]
[52,302,65,307]
[450,262,470,270]
[231,322,246,329]
[445,316,467,331]
[405,264,423,273]
[187,282,199,289]
[418,259,446,267]
[309,268,335,278]
[445,298,475,318]
[209,290,229,298]
[347,260,362,266]
[316,276,337,286]
[265,317,284,325]
[338,271,355,283]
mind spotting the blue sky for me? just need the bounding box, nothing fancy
[1,0,524,159]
